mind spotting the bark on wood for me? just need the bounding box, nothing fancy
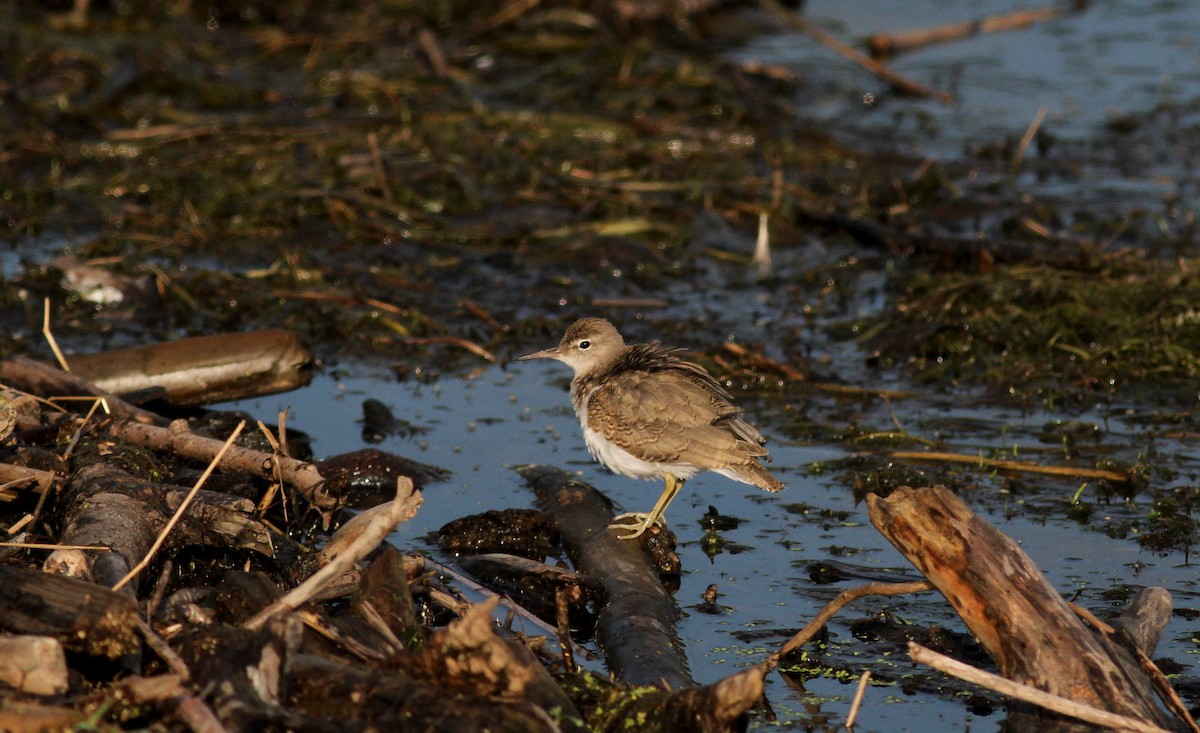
[70,329,312,407]
[521,464,693,690]
[104,418,338,521]
[286,652,562,733]
[0,564,139,658]
[0,462,57,501]
[867,485,1177,732]
[48,461,273,587]
[0,355,165,424]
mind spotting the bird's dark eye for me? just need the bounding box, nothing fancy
[579,340,591,350]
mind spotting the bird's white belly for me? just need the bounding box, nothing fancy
[582,426,700,481]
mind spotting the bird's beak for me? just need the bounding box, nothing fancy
[518,346,561,361]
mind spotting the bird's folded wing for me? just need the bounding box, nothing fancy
[587,370,765,468]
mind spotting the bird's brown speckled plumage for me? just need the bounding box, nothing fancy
[519,317,784,538]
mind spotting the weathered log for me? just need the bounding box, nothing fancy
[0,355,165,424]
[104,418,338,521]
[69,329,312,407]
[0,565,139,658]
[0,461,57,501]
[48,462,274,588]
[520,464,692,690]
[286,652,562,733]
[867,485,1178,732]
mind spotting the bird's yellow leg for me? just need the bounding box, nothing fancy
[609,474,685,540]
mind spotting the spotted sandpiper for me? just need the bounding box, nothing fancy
[519,317,785,539]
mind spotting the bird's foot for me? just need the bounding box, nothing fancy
[607,512,664,540]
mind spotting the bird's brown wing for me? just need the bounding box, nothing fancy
[586,368,767,470]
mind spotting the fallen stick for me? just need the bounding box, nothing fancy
[521,464,692,690]
[104,418,336,519]
[764,579,932,670]
[112,421,245,592]
[755,0,953,102]
[886,449,1128,483]
[244,477,422,630]
[867,2,1091,58]
[908,642,1171,733]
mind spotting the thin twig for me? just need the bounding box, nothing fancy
[0,542,111,551]
[367,131,393,203]
[1132,644,1200,733]
[756,0,953,102]
[254,416,289,522]
[243,477,422,630]
[887,450,1128,482]
[721,341,806,382]
[1012,106,1047,172]
[61,397,103,462]
[112,421,246,592]
[908,642,1171,733]
[135,617,191,679]
[845,670,871,729]
[42,298,71,372]
[765,580,933,671]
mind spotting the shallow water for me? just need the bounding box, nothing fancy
[742,0,1200,157]
[227,359,1200,732]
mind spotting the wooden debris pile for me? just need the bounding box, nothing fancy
[0,337,764,733]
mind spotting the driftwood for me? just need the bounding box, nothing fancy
[69,329,312,407]
[0,355,164,424]
[521,464,690,689]
[867,486,1179,732]
[46,461,274,588]
[0,461,57,501]
[867,2,1091,58]
[0,565,139,658]
[104,418,339,522]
